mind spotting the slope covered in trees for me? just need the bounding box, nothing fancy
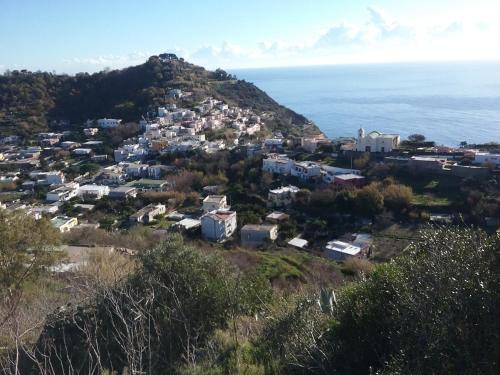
[0,55,316,137]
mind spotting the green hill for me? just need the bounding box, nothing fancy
[0,54,319,138]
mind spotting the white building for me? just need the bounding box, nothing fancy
[325,240,361,261]
[262,154,293,175]
[30,171,65,185]
[267,185,299,208]
[322,166,361,184]
[201,210,237,242]
[46,184,80,202]
[354,128,400,153]
[97,118,122,129]
[291,161,322,181]
[122,163,149,178]
[114,144,148,162]
[202,195,228,213]
[78,184,110,200]
[73,148,92,155]
[474,152,500,166]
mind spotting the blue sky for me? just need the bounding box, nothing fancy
[1,0,500,73]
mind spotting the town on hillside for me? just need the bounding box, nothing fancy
[0,86,498,269]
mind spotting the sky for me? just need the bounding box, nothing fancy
[1,0,500,74]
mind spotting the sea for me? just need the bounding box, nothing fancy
[231,61,500,146]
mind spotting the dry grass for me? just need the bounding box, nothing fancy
[341,257,374,278]
[77,248,137,285]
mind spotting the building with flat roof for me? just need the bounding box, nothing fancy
[474,152,500,166]
[129,204,166,224]
[325,240,361,261]
[46,184,80,202]
[109,186,138,199]
[262,154,293,175]
[291,161,322,181]
[125,179,168,192]
[267,185,299,208]
[78,184,110,200]
[97,118,122,129]
[201,210,237,242]
[333,174,366,188]
[202,195,228,213]
[51,216,78,233]
[266,211,290,223]
[241,224,278,247]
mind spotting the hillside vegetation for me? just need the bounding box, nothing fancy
[1,218,497,374]
[0,55,316,137]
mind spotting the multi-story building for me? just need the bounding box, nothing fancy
[262,154,293,175]
[201,210,237,242]
[46,183,80,202]
[267,185,299,208]
[291,161,322,181]
[77,184,110,200]
[202,195,228,213]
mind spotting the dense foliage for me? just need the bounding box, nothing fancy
[260,226,499,374]
[7,226,496,374]
[27,234,271,374]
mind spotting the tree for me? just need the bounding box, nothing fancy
[0,211,61,338]
[262,227,499,374]
[383,183,414,212]
[80,162,100,175]
[356,184,384,217]
[31,234,271,374]
[0,210,61,296]
[295,189,311,207]
[353,153,370,169]
[408,133,426,142]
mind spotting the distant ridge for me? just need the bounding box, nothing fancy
[0,54,320,137]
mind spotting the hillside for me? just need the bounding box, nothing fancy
[0,54,320,138]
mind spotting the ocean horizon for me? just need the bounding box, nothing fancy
[231,61,500,146]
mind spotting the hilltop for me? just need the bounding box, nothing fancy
[0,54,320,137]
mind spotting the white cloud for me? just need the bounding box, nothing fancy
[315,23,364,48]
[59,6,500,72]
[62,52,153,71]
[430,21,464,37]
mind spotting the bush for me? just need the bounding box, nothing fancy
[356,183,384,217]
[276,227,500,374]
[383,183,414,212]
[33,234,272,374]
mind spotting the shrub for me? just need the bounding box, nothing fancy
[383,183,414,212]
[356,183,384,217]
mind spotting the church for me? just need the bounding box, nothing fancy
[354,128,400,153]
